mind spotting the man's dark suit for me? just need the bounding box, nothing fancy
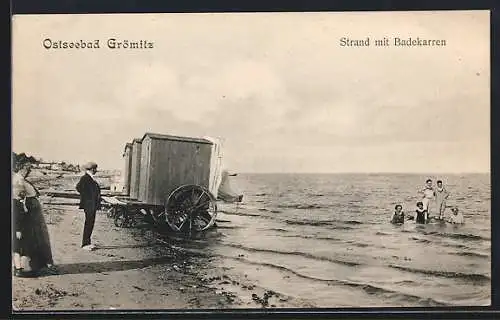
[76,173,101,247]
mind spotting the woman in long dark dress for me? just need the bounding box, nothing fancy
[12,161,55,277]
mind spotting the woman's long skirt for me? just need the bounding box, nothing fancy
[12,197,53,273]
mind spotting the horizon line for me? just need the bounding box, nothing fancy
[94,169,490,175]
[229,171,491,175]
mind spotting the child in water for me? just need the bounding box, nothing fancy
[414,201,428,224]
[447,207,464,224]
[435,180,450,220]
[419,179,435,216]
[390,204,405,224]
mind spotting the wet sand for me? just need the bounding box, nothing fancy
[12,171,305,311]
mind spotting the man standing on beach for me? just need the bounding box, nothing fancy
[76,162,101,251]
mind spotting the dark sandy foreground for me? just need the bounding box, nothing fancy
[12,172,306,311]
[12,202,223,310]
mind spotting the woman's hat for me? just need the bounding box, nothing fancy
[13,153,31,172]
[82,162,98,170]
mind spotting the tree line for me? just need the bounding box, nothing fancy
[13,152,80,172]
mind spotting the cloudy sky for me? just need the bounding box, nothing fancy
[12,11,489,173]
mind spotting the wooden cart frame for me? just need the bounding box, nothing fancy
[102,184,218,237]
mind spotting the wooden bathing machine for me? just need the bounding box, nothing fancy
[129,138,142,199]
[138,132,213,205]
[122,142,133,195]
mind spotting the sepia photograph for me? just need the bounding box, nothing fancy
[11,10,490,310]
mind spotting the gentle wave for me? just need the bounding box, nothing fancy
[394,280,418,285]
[278,234,387,250]
[219,210,261,217]
[441,243,473,250]
[389,265,490,283]
[410,237,432,244]
[215,219,232,223]
[344,220,363,225]
[228,256,448,306]
[258,208,283,214]
[352,242,370,248]
[278,234,343,242]
[284,219,358,229]
[278,204,326,210]
[224,243,361,267]
[401,230,413,233]
[307,193,325,197]
[268,228,289,233]
[215,225,243,230]
[420,230,490,241]
[449,251,490,259]
[443,233,489,241]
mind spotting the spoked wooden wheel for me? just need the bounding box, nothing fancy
[165,184,217,234]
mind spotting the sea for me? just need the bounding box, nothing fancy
[201,173,491,307]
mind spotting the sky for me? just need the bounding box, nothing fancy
[12,11,490,173]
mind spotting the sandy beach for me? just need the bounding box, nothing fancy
[12,170,304,311]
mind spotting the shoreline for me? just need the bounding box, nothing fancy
[12,170,305,311]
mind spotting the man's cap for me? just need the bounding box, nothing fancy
[82,162,98,170]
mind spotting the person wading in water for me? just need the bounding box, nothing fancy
[435,180,450,220]
[418,179,435,217]
[414,201,428,224]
